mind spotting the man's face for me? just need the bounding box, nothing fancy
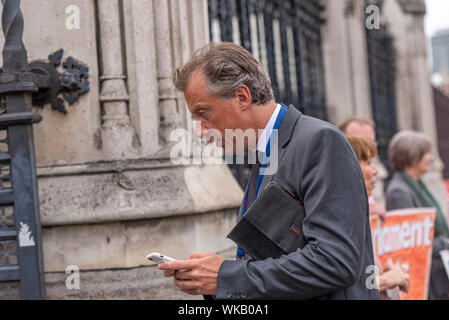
[345,122,376,142]
[184,71,244,152]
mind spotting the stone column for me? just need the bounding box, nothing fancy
[122,0,160,156]
[385,0,448,214]
[322,0,389,204]
[321,0,373,125]
[321,0,355,124]
[153,0,184,146]
[97,0,138,159]
[343,0,374,120]
[405,3,448,215]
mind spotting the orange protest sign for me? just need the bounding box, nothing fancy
[370,208,436,300]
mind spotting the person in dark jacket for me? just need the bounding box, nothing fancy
[158,42,379,300]
[386,130,449,300]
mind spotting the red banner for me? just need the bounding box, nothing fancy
[370,208,436,300]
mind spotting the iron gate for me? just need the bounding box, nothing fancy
[208,0,327,187]
[365,3,398,177]
[0,0,46,300]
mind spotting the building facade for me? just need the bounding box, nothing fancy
[0,0,446,299]
[431,28,449,96]
[432,28,449,75]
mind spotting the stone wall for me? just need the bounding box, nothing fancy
[0,0,243,299]
[382,0,448,214]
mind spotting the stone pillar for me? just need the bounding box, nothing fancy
[321,0,373,125]
[384,0,448,214]
[322,0,388,204]
[153,0,184,146]
[122,0,160,156]
[97,0,138,159]
[343,0,373,120]
[321,0,355,124]
[405,3,448,215]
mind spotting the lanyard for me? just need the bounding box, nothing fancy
[236,104,288,259]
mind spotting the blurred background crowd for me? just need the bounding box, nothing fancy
[342,119,449,300]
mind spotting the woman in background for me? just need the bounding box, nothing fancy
[347,136,409,299]
[386,130,449,300]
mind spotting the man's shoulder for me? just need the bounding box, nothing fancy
[291,114,346,144]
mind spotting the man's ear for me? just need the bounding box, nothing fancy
[234,85,252,111]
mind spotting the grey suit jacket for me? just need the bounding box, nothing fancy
[385,172,424,211]
[216,106,379,300]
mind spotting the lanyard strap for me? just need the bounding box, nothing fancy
[255,104,288,196]
[237,104,288,259]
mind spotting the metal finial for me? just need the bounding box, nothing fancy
[1,0,27,72]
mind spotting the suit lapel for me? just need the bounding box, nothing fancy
[278,105,302,148]
[256,105,302,198]
[258,170,274,196]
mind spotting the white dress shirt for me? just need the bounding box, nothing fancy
[256,103,282,153]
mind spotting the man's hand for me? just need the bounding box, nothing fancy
[158,251,226,296]
[379,262,410,294]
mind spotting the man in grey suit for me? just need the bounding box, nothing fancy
[159,42,379,300]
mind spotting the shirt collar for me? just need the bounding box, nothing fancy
[257,104,282,153]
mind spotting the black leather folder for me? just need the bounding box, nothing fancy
[227,182,307,260]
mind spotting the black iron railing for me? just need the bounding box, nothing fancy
[0,0,45,300]
[209,0,326,119]
[365,12,398,177]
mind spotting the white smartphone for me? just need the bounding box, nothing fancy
[146,252,176,264]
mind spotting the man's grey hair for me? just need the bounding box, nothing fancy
[173,42,274,105]
[388,130,432,171]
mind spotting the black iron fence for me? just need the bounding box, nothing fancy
[209,0,327,119]
[365,18,398,177]
[0,0,46,299]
